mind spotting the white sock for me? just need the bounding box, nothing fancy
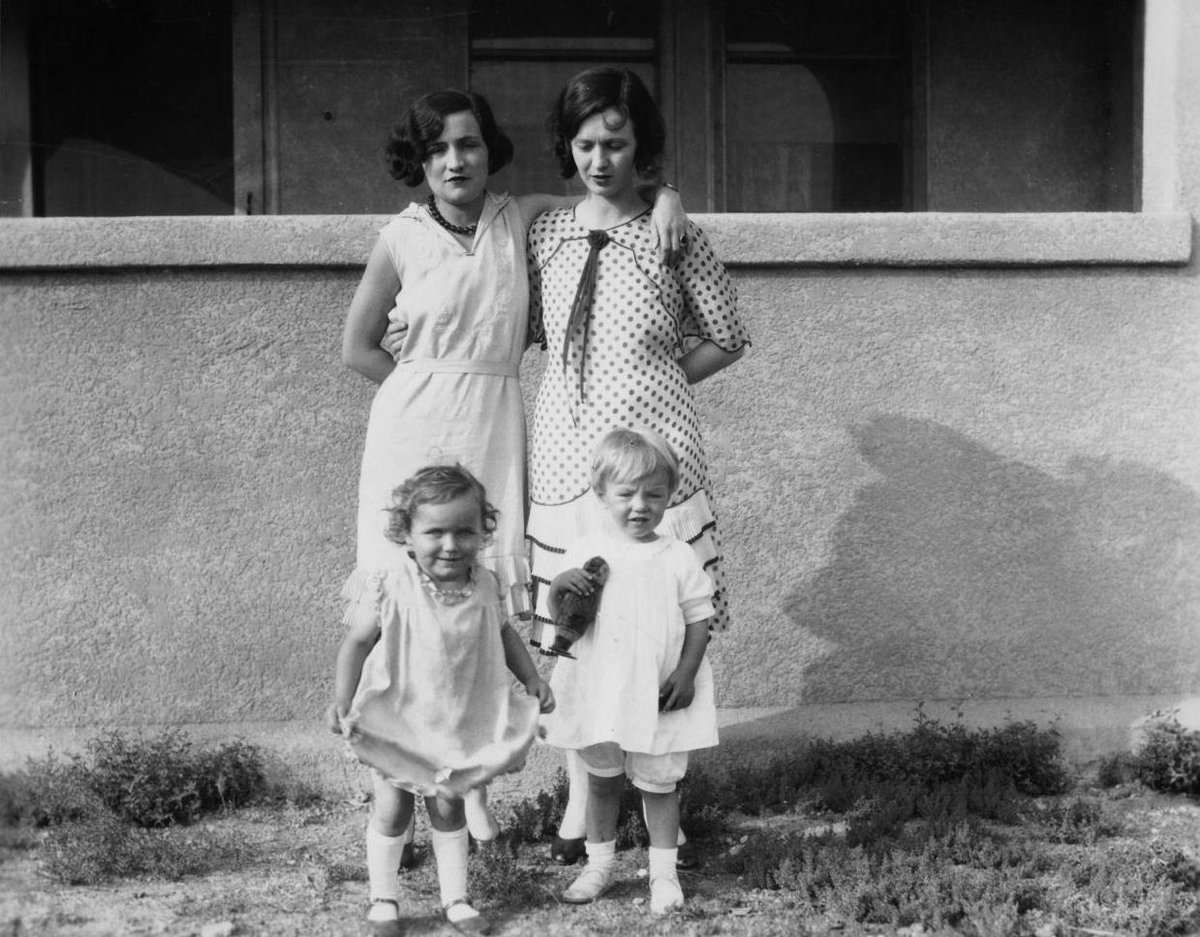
[559,751,589,840]
[430,826,470,908]
[648,846,678,879]
[584,839,616,870]
[464,786,499,841]
[366,826,405,902]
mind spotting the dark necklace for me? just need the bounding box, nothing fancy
[426,194,478,236]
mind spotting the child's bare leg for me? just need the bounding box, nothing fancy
[640,790,679,848]
[425,794,485,930]
[641,789,685,914]
[586,772,622,844]
[365,775,413,925]
[551,750,589,864]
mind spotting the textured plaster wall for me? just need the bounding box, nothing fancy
[0,211,1195,779]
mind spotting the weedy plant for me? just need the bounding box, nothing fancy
[0,729,268,884]
[1134,712,1200,796]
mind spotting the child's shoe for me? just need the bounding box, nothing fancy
[649,870,684,915]
[561,864,615,904]
[549,835,586,865]
[442,898,490,935]
[365,898,404,936]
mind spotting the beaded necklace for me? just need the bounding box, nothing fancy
[426,194,478,236]
[414,560,475,606]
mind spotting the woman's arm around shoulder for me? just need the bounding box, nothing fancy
[341,236,402,384]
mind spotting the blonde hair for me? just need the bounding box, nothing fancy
[590,427,680,495]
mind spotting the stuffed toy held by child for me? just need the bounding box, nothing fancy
[548,556,609,658]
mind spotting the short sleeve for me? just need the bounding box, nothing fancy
[675,546,716,625]
[675,223,750,353]
[340,568,385,631]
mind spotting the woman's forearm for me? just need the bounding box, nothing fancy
[677,341,746,385]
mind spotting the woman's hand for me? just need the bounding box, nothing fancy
[658,668,697,712]
[381,309,408,359]
[649,184,688,267]
[525,677,556,713]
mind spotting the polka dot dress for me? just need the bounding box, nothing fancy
[525,207,750,634]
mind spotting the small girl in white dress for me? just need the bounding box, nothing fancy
[545,428,718,915]
[330,464,555,936]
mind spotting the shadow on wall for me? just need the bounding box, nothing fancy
[788,415,1200,702]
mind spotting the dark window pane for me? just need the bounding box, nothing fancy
[30,0,234,216]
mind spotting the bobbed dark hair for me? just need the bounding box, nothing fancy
[384,463,498,547]
[549,67,665,180]
[386,89,515,186]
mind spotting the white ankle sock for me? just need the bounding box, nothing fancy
[430,826,470,907]
[648,846,678,878]
[584,839,616,870]
[366,826,405,902]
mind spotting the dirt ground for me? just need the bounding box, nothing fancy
[3,786,1199,937]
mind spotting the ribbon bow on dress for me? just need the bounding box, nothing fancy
[560,229,611,407]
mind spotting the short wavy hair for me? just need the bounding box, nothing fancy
[385,89,515,186]
[384,464,498,546]
[590,426,680,496]
[548,66,665,179]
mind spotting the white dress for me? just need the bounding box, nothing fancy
[543,533,719,756]
[342,557,541,798]
[346,191,531,618]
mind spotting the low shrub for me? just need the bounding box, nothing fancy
[1135,714,1200,796]
[7,730,267,831]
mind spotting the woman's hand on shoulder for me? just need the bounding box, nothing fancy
[524,676,556,714]
[647,180,688,267]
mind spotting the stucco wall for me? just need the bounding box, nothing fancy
[0,210,1194,786]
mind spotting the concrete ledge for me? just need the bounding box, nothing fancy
[0,212,1191,270]
[2,696,1189,798]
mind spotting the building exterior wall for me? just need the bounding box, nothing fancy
[1,2,1197,790]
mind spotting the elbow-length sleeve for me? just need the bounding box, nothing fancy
[675,222,750,353]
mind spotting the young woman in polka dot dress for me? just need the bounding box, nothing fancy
[525,66,750,867]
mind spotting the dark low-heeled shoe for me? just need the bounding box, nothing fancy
[549,835,586,865]
[675,840,700,870]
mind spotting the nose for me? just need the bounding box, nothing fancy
[446,145,465,169]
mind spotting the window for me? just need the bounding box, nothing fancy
[468,2,657,199]
[723,1,910,211]
[26,0,233,216]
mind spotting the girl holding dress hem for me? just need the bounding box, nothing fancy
[330,464,554,936]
